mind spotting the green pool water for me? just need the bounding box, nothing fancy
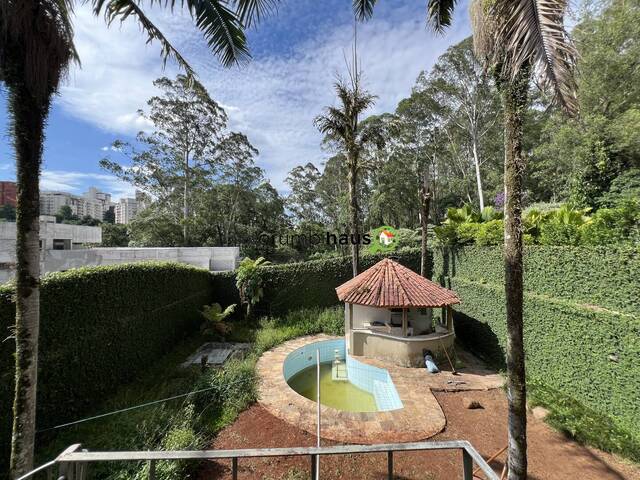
[287,363,377,412]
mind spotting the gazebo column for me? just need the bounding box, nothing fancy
[447,306,454,333]
[348,303,354,352]
[402,308,408,337]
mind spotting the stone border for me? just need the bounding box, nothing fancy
[257,334,447,444]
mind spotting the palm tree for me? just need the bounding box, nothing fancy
[314,66,382,277]
[354,1,578,479]
[0,1,277,476]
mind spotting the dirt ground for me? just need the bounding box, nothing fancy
[198,389,640,480]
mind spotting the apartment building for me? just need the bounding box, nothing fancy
[40,187,114,220]
[0,181,17,207]
[114,191,146,224]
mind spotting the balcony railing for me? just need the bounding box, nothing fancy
[18,440,500,480]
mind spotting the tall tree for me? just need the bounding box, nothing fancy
[0,1,278,476]
[426,37,502,211]
[101,75,229,245]
[285,163,322,225]
[354,1,578,479]
[315,66,382,276]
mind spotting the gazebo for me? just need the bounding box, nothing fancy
[336,258,460,367]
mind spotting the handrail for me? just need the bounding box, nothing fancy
[18,440,500,480]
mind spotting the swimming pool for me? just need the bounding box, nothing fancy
[283,338,403,412]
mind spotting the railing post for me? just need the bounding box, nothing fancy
[310,454,317,480]
[232,457,238,480]
[387,451,393,480]
[462,449,473,480]
[148,460,156,480]
[56,444,83,480]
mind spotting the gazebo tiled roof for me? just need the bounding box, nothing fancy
[335,258,460,308]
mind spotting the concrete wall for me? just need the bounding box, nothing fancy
[0,245,239,284]
[43,247,239,273]
[350,331,455,368]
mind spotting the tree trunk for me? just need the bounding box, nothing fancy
[9,82,49,479]
[502,70,529,480]
[347,158,359,277]
[472,138,485,211]
[420,165,432,278]
[183,153,189,246]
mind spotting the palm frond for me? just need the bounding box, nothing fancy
[492,0,578,115]
[352,0,377,21]
[188,0,250,67]
[92,0,196,75]
[231,0,280,27]
[427,0,459,33]
[92,0,251,69]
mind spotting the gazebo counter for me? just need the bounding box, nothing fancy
[350,330,455,368]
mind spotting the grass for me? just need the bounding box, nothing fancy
[36,306,343,479]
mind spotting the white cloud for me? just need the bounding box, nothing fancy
[40,170,136,201]
[57,2,471,190]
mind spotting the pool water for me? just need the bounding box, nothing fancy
[287,363,377,412]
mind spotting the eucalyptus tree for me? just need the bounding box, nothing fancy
[285,162,323,225]
[353,1,578,479]
[0,0,278,475]
[395,89,441,277]
[314,70,383,276]
[425,37,502,211]
[101,75,231,245]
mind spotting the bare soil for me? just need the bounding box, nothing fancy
[198,390,640,480]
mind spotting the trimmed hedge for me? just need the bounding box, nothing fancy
[212,249,427,315]
[0,262,213,473]
[434,246,640,457]
[433,245,639,317]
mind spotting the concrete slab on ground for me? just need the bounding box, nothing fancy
[182,342,251,367]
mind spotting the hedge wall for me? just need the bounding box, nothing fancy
[212,249,427,315]
[0,262,213,473]
[433,246,640,451]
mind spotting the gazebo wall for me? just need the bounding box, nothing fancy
[351,330,455,367]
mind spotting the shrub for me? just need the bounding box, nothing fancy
[0,262,213,473]
[580,200,640,245]
[456,222,482,244]
[475,220,504,245]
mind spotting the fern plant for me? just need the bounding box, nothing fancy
[200,303,236,340]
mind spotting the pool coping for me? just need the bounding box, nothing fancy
[256,334,447,444]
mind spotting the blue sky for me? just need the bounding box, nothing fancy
[0,0,471,199]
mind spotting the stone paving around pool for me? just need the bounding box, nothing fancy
[256,334,504,444]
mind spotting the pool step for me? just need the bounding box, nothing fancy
[332,361,348,381]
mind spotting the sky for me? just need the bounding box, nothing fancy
[0,0,471,200]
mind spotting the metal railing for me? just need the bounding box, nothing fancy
[18,440,500,480]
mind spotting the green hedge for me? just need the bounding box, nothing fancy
[212,249,427,315]
[0,262,213,473]
[434,246,640,458]
[433,245,639,317]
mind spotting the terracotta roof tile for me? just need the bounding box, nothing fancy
[335,258,460,308]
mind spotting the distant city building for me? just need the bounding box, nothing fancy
[40,187,114,220]
[0,216,102,282]
[0,181,17,207]
[115,191,146,224]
